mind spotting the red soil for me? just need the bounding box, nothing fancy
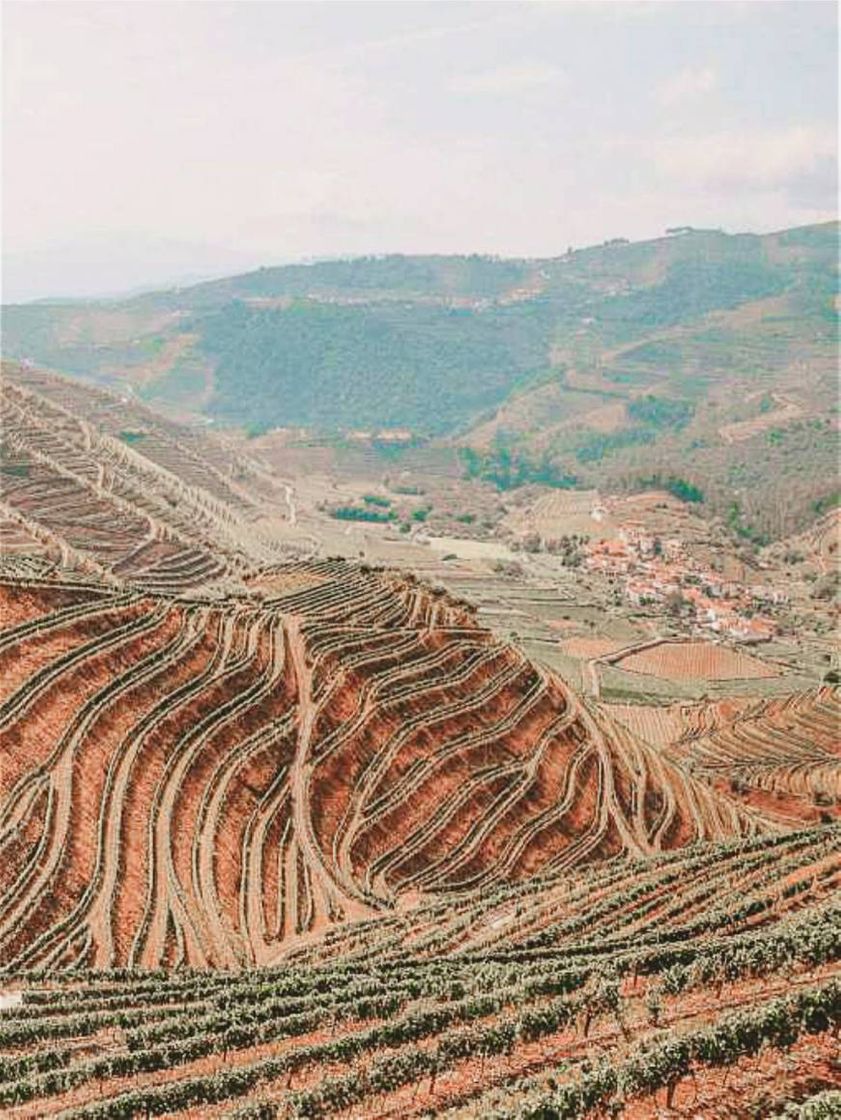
[616,641,779,681]
[1,567,828,970]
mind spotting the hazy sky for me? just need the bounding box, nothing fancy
[3,1,837,302]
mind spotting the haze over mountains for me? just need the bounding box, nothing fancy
[3,221,837,540]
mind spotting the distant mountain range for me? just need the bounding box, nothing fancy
[2,221,837,539]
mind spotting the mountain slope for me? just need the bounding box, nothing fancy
[0,361,296,594]
[0,826,837,1118]
[2,224,834,430]
[0,364,793,972]
[1,355,838,1120]
[2,223,837,537]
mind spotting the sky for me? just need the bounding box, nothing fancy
[2,0,837,302]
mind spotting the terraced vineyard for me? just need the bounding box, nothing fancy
[1,359,839,1115]
[612,640,780,682]
[0,362,288,596]
[0,827,837,1118]
[1,559,773,974]
[665,689,841,824]
[605,690,841,827]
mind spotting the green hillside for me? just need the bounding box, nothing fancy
[1,222,837,537]
[198,299,556,433]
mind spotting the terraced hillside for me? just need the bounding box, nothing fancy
[2,357,839,1115]
[604,690,841,827]
[0,826,837,1118]
[664,689,841,823]
[0,559,772,974]
[0,362,289,595]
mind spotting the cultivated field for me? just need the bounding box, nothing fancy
[614,640,780,682]
[0,363,293,596]
[605,690,840,826]
[604,697,755,748]
[558,637,630,660]
[0,827,837,1118]
[665,687,841,824]
[502,490,610,543]
[1,359,839,1118]
[1,561,771,974]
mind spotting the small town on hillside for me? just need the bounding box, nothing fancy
[501,489,785,643]
[583,525,782,643]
